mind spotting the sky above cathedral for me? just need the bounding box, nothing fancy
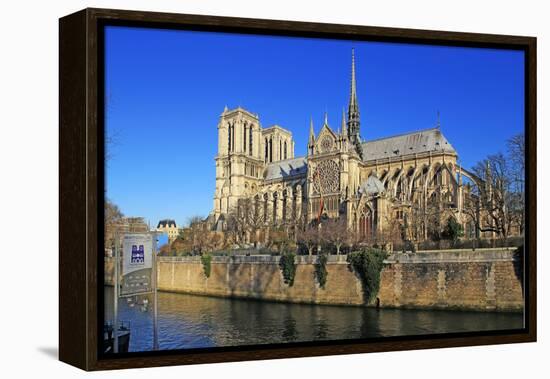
[104,26,525,227]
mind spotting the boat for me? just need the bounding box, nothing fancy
[104,321,131,353]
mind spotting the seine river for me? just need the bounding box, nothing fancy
[104,287,523,353]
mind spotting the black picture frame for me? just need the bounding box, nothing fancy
[59,7,537,371]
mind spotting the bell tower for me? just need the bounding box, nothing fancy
[213,107,264,220]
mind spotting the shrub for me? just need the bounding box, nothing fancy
[200,253,212,278]
[315,253,328,289]
[279,252,296,286]
[347,248,387,303]
[442,217,464,246]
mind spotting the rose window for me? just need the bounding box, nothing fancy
[312,160,340,194]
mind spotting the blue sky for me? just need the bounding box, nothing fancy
[105,26,524,227]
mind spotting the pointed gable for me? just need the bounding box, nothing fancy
[314,118,338,154]
[316,123,337,141]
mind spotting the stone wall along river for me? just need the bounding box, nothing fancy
[105,248,523,312]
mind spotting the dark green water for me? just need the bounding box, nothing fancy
[104,287,523,353]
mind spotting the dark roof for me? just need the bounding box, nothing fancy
[157,219,176,228]
[261,129,456,181]
[361,128,456,162]
[264,157,308,181]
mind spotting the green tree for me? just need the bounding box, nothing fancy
[442,217,464,246]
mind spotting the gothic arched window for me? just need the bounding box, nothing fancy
[249,125,253,156]
[228,123,232,153]
[265,138,268,162]
[243,123,247,152]
[359,206,375,240]
[263,193,268,222]
[359,210,371,240]
[284,141,287,160]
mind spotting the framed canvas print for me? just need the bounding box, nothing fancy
[59,8,536,371]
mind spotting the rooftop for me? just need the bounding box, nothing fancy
[157,219,177,228]
[262,124,293,136]
[221,106,259,119]
[264,157,307,181]
[361,127,456,162]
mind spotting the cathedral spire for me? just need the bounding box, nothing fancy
[349,48,358,115]
[347,48,362,158]
[324,112,329,126]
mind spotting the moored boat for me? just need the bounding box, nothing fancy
[104,321,131,353]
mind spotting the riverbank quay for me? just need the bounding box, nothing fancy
[105,248,523,312]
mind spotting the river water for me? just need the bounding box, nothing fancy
[104,288,523,353]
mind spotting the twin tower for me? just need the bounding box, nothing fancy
[213,49,363,220]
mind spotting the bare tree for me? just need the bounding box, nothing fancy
[287,211,308,244]
[464,133,525,241]
[224,200,253,247]
[204,232,222,253]
[320,219,348,255]
[105,91,121,163]
[507,133,525,174]
[183,215,210,254]
[507,133,525,234]
[105,198,123,225]
[170,234,192,255]
[298,225,320,256]
[223,198,280,248]
[241,198,264,247]
[471,154,510,238]
[169,217,222,255]
[268,227,294,253]
[158,243,172,256]
[376,215,403,252]
[104,198,124,249]
[345,226,362,252]
[186,215,204,227]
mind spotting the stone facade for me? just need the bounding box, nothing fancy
[157,219,179,243]
[211,49,490,242]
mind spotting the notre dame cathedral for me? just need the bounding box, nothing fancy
[210,49,484,243]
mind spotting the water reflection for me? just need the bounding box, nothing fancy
[104,288,523,353]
